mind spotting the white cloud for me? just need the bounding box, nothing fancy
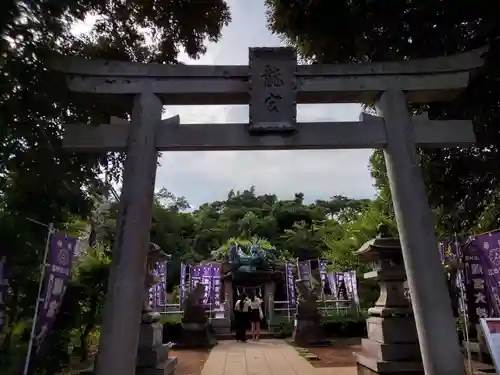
[158,0,375,207]
[73,1,377,208]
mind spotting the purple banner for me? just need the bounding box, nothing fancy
[149,261,167,308]
[179,263,187,305]
[336,273,348,300]
[463,245,491,320]
[211,264,221,309]
[190,266,202,290]
[34,231,76,348]
[0,256,7,342]
[319,260,327,294]
[345,270,359,305]
[327,272,337,297]
[285,263,296,307]
[200,265,211,305]
[186,264,221,309]
[326,271,359,303]
[297,260,312,288]
[462,232,500,321]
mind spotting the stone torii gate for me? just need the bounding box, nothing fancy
[53,46,486,375]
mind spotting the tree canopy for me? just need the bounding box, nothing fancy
[265,0,500,236]
[1,0,231,227]
[0,0,231,328]
[1,0,230,372]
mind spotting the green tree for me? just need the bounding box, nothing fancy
[1,1,231,372]
[265,0,500,235]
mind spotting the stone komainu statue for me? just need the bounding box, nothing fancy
[183,282,204,309]
[293,279,326,345]
[295,279,320,320]
[182,283,207,324]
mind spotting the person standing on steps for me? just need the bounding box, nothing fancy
[248,292,263,341]
[234,292,250,342]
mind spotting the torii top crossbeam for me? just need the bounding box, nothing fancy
[51,46,487,105]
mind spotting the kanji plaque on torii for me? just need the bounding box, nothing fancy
[249,47,296,132]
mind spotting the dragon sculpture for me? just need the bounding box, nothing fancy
[227,242,279,272]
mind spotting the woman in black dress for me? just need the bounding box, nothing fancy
[234,293,249,342]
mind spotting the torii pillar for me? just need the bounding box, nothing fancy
[93,94,179,375]
[376,90,463,375]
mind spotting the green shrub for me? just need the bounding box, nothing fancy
[321,310,368,337]
[321,310,368,324]
[159,313,182,325]
[275,320,294,338]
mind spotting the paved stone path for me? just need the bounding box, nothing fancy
[201,340,356,375]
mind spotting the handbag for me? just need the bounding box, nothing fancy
[259,307,264,320]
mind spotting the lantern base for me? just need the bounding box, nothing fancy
[355,353,423,375]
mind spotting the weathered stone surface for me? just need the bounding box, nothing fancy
[94,92,163,375]
[356,355,423,375]
[136,356,178,375]
[138,322,163,349]
[76,352,176,375]
[366,317,418,344]
[377,91,464,375]
[52,46,487,104]
[211,318,230,334]
[294,279,320,320]
[141,243,170,323]
[174,323,217,349]
[249,47,297,132]
[63,119,475,152]
[173,284,217,348]
[136,316,177,374]
[355,233,425,375]
[293,319,327,346]
[137,343,171,368]
[182,283,207,324]
[292,279,327,346]
[360,338,420,362]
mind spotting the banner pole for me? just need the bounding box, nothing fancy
[318,259,324,314]
[308,259,312,289]
[165,261,168,314]
[285,264,290,322]
[179,263,185,309]
[23,223,54,375]
[208,264,212,323]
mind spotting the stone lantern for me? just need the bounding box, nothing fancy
[136,242,177,375]
[354,230,423,375]
[141,242,171,323]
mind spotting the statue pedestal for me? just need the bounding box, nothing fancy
[292,280,328,347]
[75,322,177,375]
[137,322,177,375]
[175,295,217,348]
[174,321,217,348]
[293,317,327,346]
[354,237,423,375]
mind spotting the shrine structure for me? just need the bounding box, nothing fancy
[53,46,487,375]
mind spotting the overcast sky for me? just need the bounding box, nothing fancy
[74,0,376,208]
